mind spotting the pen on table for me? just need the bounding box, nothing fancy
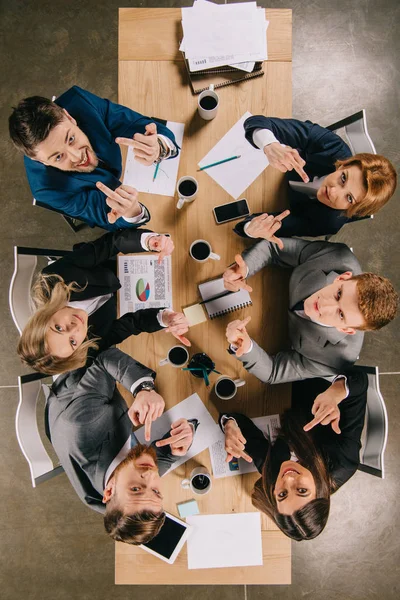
[199,290,234,305]
[153,162,160,181]
[197,155,241,171]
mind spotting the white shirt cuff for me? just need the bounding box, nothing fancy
[130,376,155,395]
[157,309,170,328]
[220,415,238,432]
[122,204,146,224]
[140,232,158,251]
[230,340,253,355]
[332,375,349,399]
[243,222,256,238]
[158,134,178,158]
[252,128,279,150]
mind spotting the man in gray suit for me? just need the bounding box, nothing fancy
[223,232,397,384]
[47,347,195,545]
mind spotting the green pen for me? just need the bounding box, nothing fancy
[197,155,241,171]
[153,162,160,181]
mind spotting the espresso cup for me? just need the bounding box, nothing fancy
[198,85,219,121]
[177,176,198,209]
[214,376,246,400]
[181,467,212,495]
[159,345,189,367]
[189,239,220,262]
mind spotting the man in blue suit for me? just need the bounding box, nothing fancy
[9,86,179,230]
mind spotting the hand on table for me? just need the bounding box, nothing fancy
[116,122,160,166]
[226,316,252,357]
[303,379,347,435]
[162,310,191,346]
[96,181,141,224]
[148,234,175,264]
[224,419,252,463]
[245,210,291,250]
[223,254,252,293]
[128,389,165,441]
[155,418,194,456]
[264,142,309,183]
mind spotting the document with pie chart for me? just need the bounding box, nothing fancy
[118,254,172,315]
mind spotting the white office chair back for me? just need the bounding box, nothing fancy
[16,374,63,487]
[359,366,388,478]
[9,247,37,334]
[329,109,377,155]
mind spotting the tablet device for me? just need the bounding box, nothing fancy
[140,512,191,564]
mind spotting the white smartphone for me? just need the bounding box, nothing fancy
[140,512,192,564]
[213,198,250,224]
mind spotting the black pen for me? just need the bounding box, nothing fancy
[199,290,235,305]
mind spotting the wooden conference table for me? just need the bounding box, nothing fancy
[116,7,292,585]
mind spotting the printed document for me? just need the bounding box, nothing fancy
[118,254,172,315]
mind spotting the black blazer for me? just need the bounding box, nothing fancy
[220,372,368,491]
[234,116,357,238]
[42,228,165,355]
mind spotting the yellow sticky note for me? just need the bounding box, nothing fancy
[183,303,207,326]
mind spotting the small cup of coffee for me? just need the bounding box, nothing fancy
[198,85,219,121]
[215,376,246,400]
[177,176,198,209]
[159,345,189,367]
[181,466,212,495]
[190,239,220,262]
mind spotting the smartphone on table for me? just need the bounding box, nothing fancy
[213,198,250,225]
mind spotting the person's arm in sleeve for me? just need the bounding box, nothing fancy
[152,419,198,476]
[219,412,269,473]
[97,308,166,351]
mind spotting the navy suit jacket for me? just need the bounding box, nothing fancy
[24,86,178,231]
[234,116,356,238]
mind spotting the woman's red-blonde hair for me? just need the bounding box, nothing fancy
[335,153,397,218]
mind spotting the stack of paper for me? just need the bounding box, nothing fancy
[181,0,268,73]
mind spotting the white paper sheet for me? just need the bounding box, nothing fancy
[123,121,184,197]
[135,393,221,474]
[198,112,269,199]
[186,513,263,569]
[117,254,172,315]
[210,414,281,479]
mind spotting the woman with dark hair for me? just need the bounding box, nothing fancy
[17,228,190,375]
[234,115,397,239]
[220,373,368,541]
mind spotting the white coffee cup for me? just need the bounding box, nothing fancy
[214,376,246,400]
[159,345,189,367]
[176,176,198,209]
[181,467,212,495]
[189,239,220,262]
[198,85,219,120]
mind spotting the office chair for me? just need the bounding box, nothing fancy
[326,109,377,155]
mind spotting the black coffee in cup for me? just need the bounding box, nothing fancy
[199,95,218,111]
[216,378,236,398]
[169,346,188,365]
[178,179,197,197]
[192,474,210,491]
[191,241,210,261]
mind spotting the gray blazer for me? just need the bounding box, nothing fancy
[47,348,178,514]
[237,238,364,384]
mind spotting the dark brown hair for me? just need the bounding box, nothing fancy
[335,153,397,217]
[9,96,65,157]
[104,508,166,545]
[252,411,336,541]
[352,273,398,330]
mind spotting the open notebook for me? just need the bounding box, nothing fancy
[198,277,252,319]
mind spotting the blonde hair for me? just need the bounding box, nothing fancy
[335,153,397,218]
[17,274,99,375]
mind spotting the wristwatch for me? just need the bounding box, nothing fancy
[133,380,155,398]
[154,136,169,164]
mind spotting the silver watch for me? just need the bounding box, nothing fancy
[133,380,155,398]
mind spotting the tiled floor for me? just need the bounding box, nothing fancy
[1,1,399,598]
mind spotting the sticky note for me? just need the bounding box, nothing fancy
[183,303,207,326]
[177,499,200,518]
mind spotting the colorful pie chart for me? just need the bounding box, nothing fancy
[136,278,151,301]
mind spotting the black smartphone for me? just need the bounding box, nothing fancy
[213,198,250,224]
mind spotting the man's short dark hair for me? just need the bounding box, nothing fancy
[104,507,166,545]
[9,96,65,157]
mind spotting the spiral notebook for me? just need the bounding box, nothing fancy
[198,277,252,319]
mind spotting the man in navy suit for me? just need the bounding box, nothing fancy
[9,86,179,230]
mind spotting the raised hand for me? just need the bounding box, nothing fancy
[148,234,175,264]
[225,316,252,357]
[116,122,160,166]
[155,418,194,456]
[264,142,309,183]
[303,379,347,435]
[162,310,191,346]
[245,210,290,250]
[223,254,252,293]
[96,181,141,224]
[224,419,252,463]
[128,389,165,442]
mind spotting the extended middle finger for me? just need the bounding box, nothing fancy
[129,139,156,155]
